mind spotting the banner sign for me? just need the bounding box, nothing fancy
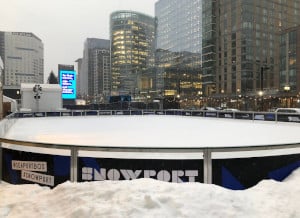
[212,153,300,190]
[2,148,70,187]
[21,170,54,186]
[12,160,47,172]
[78,157,203,183]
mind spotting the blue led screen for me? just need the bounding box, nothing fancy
[60,70,76,99]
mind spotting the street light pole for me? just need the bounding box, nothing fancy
[284,85,290,107]
[259,65,270,111]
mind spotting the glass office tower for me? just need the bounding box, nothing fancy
[155,0,202,109]
[110,11,156,97]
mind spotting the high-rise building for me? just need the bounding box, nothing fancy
[202,1,300,103]
[0,31,44,86]
[75,58,82,99]
[201,1,217,97]
[155,0,202,108]
[80,38,110,103]
[279,25,300,108]
[110,10,156,97]
[93,49,111,102]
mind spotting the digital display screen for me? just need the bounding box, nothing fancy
[59,70,76,99]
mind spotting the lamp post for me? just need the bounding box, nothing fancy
[236,88,240,109]
[259,65,270,111]
[284,85,290,92]
[284,85,290,107]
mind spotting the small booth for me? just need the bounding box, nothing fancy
[20,83,62,112]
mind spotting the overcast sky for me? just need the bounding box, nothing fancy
[0,0,157,81]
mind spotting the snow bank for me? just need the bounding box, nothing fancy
[0,167,299,218]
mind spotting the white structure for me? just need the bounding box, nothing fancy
[20,83,62,112]
[0,31,44,86]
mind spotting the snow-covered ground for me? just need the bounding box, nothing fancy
[1,115,300,217]
[0,167,300,218]
[3,115,300,148]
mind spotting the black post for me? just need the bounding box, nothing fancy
[260,67,264,111]
[260,66,270,111]
[260,67,264,91]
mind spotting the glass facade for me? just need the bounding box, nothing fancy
[202,0,300,99]
[279,26,300,94]
[110,11,156,96]
[156,0,202,54]
[155,0,202,108]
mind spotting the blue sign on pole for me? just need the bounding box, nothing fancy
[60,70,76,99]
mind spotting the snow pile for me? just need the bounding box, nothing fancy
[0,167,299,218]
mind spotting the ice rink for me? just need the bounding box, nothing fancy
[3,115,300,148]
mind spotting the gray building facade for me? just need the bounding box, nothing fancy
[80,38,110,103]
[0,31,44,86]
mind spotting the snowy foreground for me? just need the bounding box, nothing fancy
[1,168,300,218]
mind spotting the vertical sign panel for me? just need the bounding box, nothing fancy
[60,70,76,99]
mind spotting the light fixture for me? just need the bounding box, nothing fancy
[284,85,290,91]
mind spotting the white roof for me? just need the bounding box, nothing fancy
[3,116,300,148]
[21,83,61,91]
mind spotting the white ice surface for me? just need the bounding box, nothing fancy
[0,167,299,218]
[3,115,300,148]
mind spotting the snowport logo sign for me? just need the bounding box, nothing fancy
[82,167,199,183]
[79,157,203,183]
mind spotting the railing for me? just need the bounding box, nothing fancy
[6,109,300,123]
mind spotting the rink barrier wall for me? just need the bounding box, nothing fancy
[1,137,300,189]
[5,109,300,123]
[1,110,300,189]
